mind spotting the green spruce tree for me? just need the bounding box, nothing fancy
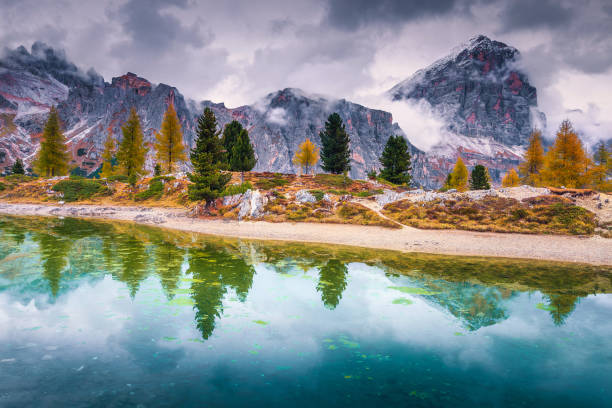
[319,113,351,174]
[11,158,25,175]
[230,129,257,183]
[379,135,412,185]
[116,108,147,178]
[222,120,243,168]
[470,164,491,190]
[188,107,230,202]
[34,106,70,177]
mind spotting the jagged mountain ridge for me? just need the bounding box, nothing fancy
[0,37,544,187]
[389,35,546,184]
[200,88,426,179]
[0,42,424,180]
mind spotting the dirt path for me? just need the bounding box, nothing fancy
[353,198,403,227]
[0,202,610,265]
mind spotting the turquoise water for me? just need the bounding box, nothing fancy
[0,215,611,407]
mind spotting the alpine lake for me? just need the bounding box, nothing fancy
[0,215,611,407]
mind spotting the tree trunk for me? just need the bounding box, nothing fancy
[241,171,244,184]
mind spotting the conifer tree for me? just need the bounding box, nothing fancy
[379,135,412,185]
[188,107,230,202]
[502,168,520,187]
[100,128,116,179]
[541,120,589,188]
[519,129,544,186]
[470,164,490,190]
[11,158,25,175]
[442,173,453,191]
[34,106,70,177]
[444,157,469,191]
[154,104,186,174]
[154,163,162,177]
[116,108,147,178]
[590,141,611,191]
[319,113,351,174]
[221,120,243,167]
[230,129,257,183]
[292,138,319,175]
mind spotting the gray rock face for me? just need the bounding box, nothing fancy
[375,189,407,207]
[202,88,425,180]
[389,35,545,146]
[295,189,316,203]
[388,35,546,186]
[237,190,267,219]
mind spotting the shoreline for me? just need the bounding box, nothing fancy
[0,202,610,265]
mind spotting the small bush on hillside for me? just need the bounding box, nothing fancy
[0,182,5,191]
[52,179,109,202]
[255,177,289,190]
[309,190,325,201]
[128,174,138,186]
[355,189,383,197]
[326,189,348,195]
[314,174,351,188]
[135,179,164,201]
[222,182,252,196]
[107,174,129,183]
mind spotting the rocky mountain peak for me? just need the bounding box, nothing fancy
[110,72,152,95]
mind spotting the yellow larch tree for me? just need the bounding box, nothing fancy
[541,120,589,188]
[292,138,319,175]
[154,104,186,174]
[519,129,544,186]
[100,128,116,179]
[34,106,70,177]
[502,168,520,187]
[444,156,469,191]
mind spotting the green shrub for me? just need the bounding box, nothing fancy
[135,179,164,201]
[314,174,351,188]
[52,179,109,202]
[152,175,175,183]
[107,174,128,183]
[309,190,325,201]
[355,189,383,197]
[255,177,289,190]
[4,174,34,183]
[327,189,350,195]
[0,182,5,191]
[222,181,253,196]
[272,190,286,200]
[128,174,138,186]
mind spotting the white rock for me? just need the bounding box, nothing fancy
[375,189,407,207]
[237,190,268,219]
[295,189,316,203]
[223,193,243,207]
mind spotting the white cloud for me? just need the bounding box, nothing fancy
[266,107,288,125]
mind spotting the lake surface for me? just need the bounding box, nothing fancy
[0,215,611,407]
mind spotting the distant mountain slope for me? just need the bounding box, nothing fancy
[0,43,424,181]
[201,88,425,179]
[389,35,546,184]
[0,37,545,187]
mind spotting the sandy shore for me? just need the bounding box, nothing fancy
[0,202,610,265]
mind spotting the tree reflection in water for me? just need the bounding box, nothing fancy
[0,215,610,338]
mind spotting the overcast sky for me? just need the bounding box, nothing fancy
[1,0,611,146]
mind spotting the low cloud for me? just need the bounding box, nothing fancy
[266,107,288,125]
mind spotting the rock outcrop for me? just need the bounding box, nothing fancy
[388,35,546,186]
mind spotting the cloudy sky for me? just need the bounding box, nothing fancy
[1,0,611,145]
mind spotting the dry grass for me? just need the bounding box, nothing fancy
[383,195,597,235]
[261,197,399,228]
